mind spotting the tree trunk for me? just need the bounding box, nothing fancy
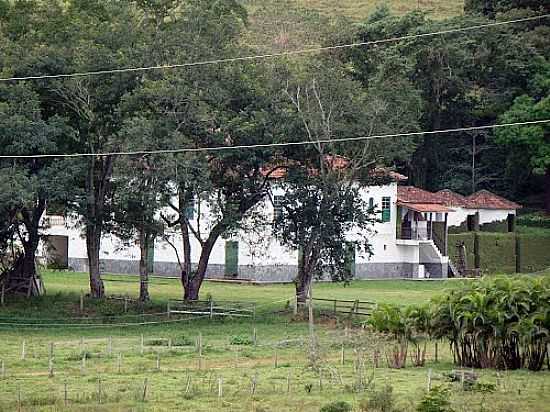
[138,227,150,302]
[5,198,47,297]
[179,193,193,298]
[86,224,104,298]
[84,155,114,299]
[183,227,223,301]
[545,168,550,214]
[295,239,319,304]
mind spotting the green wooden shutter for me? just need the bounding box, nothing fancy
[225,241,239,277]
[381,196,391,223]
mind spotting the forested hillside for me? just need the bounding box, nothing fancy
[0,0,548,299]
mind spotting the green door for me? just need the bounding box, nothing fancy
[225,241,239,278]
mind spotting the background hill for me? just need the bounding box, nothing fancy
[241,0,465,53]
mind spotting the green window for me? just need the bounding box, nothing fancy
[381,196,391,223]
[225,241,239,277]
[369,197,374,209]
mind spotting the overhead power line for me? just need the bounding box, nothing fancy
[0,119,548,159]
[0,14,548,82]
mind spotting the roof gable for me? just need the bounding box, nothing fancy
[397,186,443,204]
[465,190,521,210]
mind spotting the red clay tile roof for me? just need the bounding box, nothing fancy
[398,187,521,211]
[261,156,408,182]
[397,202,454,213]
[397,186,443,204]
[465,190,522,210]
[436,189,473,207]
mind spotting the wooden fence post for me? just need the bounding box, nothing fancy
[1,284,5,306]
[142,378,148,402]
[434,341,439,363]
[427,368,432,391]
[80,290,84,313]
[107,336,112,356]
[140,334,144,355]
[1,360,4,379]
[21,340,26,361]
[48,358,54,378]
[97,378,102,404]
[293,295,298,316]
[341,343,345,365]
[167,301,171,319]
[209,299,214,319]
[156,353,160,370]
[17,384,21,412]
[49,342,54,362]
[218,376,223,399]
[117,353,122,374]
[64,381,68,406]
[287,371,291,394]
[253,328,257,346]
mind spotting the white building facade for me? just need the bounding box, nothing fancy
[40,179,453,281]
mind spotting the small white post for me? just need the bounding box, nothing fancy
[21,340,26,361]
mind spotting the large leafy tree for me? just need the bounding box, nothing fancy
[120,0,277,301]
[13,0,145,298]
[270,57,420,301]
[495,95,550,212]
[347,6,549,201]
[0,83,75,295]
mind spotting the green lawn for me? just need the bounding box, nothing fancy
[0,272,548,411]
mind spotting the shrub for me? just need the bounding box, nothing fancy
[360,384,396,412]
[416,386,454,412]
[173,335,193,346]
[320,401,352,412]
[431,276,550,370]
[229,335,253,345]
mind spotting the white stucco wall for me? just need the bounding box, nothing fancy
[447,207,515,228]
[40,181,440,273]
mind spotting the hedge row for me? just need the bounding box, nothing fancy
[448,232,550,274]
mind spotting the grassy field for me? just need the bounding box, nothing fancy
[294,0,464,20]
[240,0,464,55]
[0,272,549,411]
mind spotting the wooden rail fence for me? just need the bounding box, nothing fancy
[297,297,376,317]
[167,299,256,319]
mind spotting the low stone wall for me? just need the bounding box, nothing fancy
[68,258,431,281]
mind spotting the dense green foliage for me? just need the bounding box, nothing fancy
[370,276,550,371]
[0,0,548,301]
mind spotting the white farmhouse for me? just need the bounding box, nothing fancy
[40,172,520,281]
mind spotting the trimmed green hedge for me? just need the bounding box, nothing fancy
[517,213,550,229]
[448,232,550,274]
[517,234,550,272]
[477,233,516,273]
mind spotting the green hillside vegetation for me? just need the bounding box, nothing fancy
[240,0,464,54]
